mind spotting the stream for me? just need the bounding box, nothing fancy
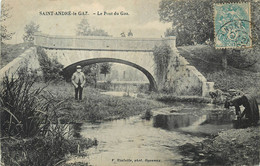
[66,95,235,166]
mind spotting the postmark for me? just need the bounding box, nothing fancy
[214,2,252,49]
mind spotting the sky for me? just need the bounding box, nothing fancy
[2,0,171,44]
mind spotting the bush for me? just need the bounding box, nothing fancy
[0,73,49,138]
[157,95,211,103]
[205,71,259,92]
[1,136,97,166]
[97,80,112,90]
[37,47,64,82]
[138,84,149,93]
[0,73,98,165]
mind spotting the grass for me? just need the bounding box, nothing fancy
[34,82,165,123]
[0,73,49,138]
[156,95,212,104]
[179,127,260,165]
[1,136,97,166]
[0,74,97,166]
[177,45,260,96]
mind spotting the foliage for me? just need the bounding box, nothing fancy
[227,49,259,71]
[23,21,40,42]
[82,64,99,87]
[1,136,97,166]
[97,80,112,90]
[76,18,109,36]
[0,73,49,138]
[156,95,211,103]
[159,0,260,46]
[0,74,97,165]
[82,63,112,87]
[153,43,172,87]
[0,1,14,43]
[138,84,150,93]
[37,47,64,82]
[128,30,133,37]
[120,32,126,37]
[205,70,259,92]
[159,0,260,68]
[100,62,112,77]
[179,128,260,165]
[178,44,260,73]
[159,0,214,46]
[177,45,259,97]
[38,82,165,123]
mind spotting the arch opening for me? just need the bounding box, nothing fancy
[62,58,158,91]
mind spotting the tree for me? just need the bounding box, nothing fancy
[0,1,14,43]
[100,63,111,78]
[82,64,100,87]
[120,32,126,37]
[159,0,214,45]
[76,18,109,36]
[23,21,40,42]
[128,30,133,37]
[76,18,91,36]
[76,19,110,86]
[90,28,109,36]
[37,47,64,82]
[159,0,260,69]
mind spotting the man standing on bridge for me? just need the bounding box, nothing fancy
[71,65,86,101]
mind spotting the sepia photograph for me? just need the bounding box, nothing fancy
[0,0,259,165]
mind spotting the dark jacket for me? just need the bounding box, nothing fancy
[230,94,259,123]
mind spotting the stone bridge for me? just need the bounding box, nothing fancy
[0,33,214,96]
[34,33,178,91]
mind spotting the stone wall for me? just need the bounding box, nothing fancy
[164,48,214,96]
[0,47,40,80]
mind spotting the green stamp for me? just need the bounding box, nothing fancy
[214,2,252,49]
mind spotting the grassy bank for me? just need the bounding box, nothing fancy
[1,136,97,166]
[34,82,165,123]
[178,45,260,95]
[155,95,212,104]
[179,126,260,165]
[177,45,260,165]
[0,75,97,166]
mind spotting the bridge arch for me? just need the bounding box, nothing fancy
[62,58,158,91]
[33,34,212,96]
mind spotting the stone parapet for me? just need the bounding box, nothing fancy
[34,33,176,51]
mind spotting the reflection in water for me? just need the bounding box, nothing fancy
[72,123,83,138]
[153,110,235,131]
[67,106,236,166]
[202,110,235,125]
[67,116,204,166]
[153,114,199,130]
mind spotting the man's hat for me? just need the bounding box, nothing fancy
[76,65,82,69]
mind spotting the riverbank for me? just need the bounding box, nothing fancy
[1,136,97,166]
[34,82,166,123]
[2,79,259,165]
[0,76,99,166]
[179,125,260,165]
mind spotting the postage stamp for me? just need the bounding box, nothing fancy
[214,2,252,49]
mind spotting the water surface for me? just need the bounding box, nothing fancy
[67,103,234,166]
